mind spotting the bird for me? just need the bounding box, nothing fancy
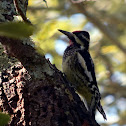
[58,29,107,120]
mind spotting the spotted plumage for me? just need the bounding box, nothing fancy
[59,29,107,120]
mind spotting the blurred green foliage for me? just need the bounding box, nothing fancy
[0,22,34,38]
[0,112,10,126]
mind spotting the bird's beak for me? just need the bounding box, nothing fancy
[58,29,73,40]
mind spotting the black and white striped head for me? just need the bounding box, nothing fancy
[58,29,90,50]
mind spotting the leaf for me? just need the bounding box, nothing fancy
[36,20,70,42]
[0,22,34,38]
[101,45,118,54]
[0,112,10,126]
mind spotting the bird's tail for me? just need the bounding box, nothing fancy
[97,102,107,120]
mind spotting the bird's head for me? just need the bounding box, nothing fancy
[58,29,90,50]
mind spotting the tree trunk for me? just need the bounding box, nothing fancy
[0,0,100,126]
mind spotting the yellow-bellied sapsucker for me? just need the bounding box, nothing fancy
[58,29,107,120]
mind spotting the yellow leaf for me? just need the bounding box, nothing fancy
[101,45,118,54]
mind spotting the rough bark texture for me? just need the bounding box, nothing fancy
[0,0,100,126]
[0,63,100,126]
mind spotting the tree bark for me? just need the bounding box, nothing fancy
[0,0,100,126]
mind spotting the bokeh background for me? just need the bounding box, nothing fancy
[1,0,126,126]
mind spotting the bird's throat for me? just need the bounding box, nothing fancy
[69,40,73,45]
